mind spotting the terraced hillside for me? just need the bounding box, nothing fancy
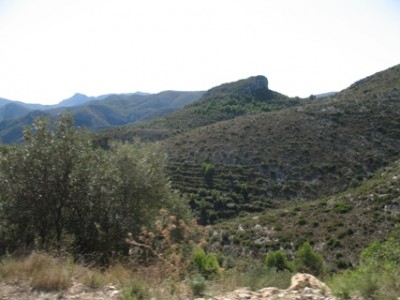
[208,157,400,270]
[162,65,400,224]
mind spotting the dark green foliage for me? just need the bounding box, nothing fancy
[264,250,292,271]
[331,227,400,299]
[0,115,95,251]
[294,242,325,277]
[202,162,215,187]
[0,115,188,258]
[333,201,352,214]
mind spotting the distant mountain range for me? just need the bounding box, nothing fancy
[0,91,204,143]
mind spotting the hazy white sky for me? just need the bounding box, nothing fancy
[0,0,399,104]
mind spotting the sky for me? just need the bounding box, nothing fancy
[0,0,399,104]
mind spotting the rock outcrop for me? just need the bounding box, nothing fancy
[198,273,337,300]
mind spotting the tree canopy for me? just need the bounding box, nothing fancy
[0,114,189,259]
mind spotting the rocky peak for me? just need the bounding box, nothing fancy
[246,75,270,99]
[203,75,273,101]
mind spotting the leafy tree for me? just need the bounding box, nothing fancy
[294,242,325,277]
[0,115,190,258]
[202,163,215,187]
[265,249,292,271]
[0,115,94,250]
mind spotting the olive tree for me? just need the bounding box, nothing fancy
[0,115,95,250]
[0,114,189,257]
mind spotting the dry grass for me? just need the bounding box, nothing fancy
[0,251,196,298]
[0,252,73,291]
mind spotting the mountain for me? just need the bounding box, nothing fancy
[0,90,204,143]
[94,75,302,144]
[0,110,51,143]
[158,65,400,224]
[0,102,32,122]
[57,93,99,107]
[56,92,148,107]
[0,97,13,106]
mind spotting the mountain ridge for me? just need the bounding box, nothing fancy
[0,90,204,143]
[94,75,301,144]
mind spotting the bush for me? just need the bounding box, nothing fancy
[189,273,207,296]
[192,249,221,278]
[0,115,190,258]
[331,227,400,299]
[333,201,352,214]
[264,250,292,272]
[121,280,150,300]
[126,209,204,277]
[202,163,215,187]
[294,242,325,277]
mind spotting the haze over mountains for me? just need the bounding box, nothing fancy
[0,90,204,143]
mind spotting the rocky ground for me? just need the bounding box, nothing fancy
[0,273,365,300]
[197,273,363,300]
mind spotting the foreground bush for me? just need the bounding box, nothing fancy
[294,242,326,277]
[192,249,221,278]
[0,115,190,259]
[330,227,400,299]
[126,209,206,278]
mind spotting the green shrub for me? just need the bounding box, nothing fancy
[193,249,221,277]
[330,228,400,299]
[330,269,359,299]
[202,162,215,187]
[121,280,150,300]
[189,273,207,296]
[264,250,292,272]
[294,242,325,277]
[333,201,352,213]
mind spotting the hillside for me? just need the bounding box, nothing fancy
[94,75,302,144]
[209,157,400,270]
[160,65,400,224]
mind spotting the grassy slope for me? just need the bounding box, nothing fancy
[162,65,400,223]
